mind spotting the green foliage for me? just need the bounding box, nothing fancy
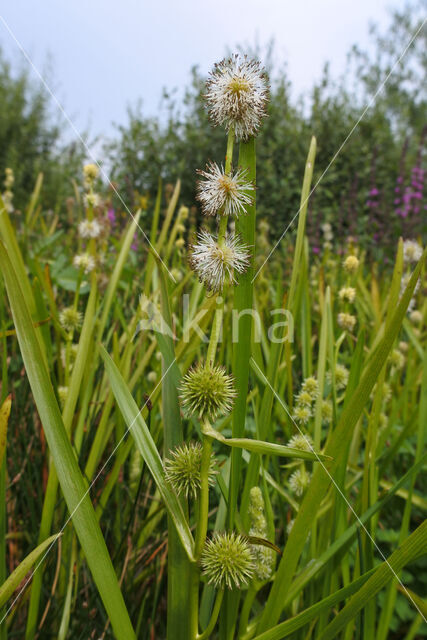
[0,50,86,212]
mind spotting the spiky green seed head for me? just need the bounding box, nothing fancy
[201,532,254,589]
[59,307,82,332]
[180,363,236,420]
[164,441,217,499]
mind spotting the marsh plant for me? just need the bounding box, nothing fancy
[0,52,425,640]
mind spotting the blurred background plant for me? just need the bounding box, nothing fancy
[0,4,425,257]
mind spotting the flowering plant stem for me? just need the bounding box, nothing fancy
[206,126,234,365]
[197,588,225,640]
[229,137,256,528]
[194,429,214,559]
[221,136,256,639]
[192,126,235,637]
[188,426,213,639]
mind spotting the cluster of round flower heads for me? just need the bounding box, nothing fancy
[321,222,333,251]
[292,376,319,425]
[189,230,250,293]
[2,168,14,213]
[72,163,105,276]
[338,253,359,332]
[248,487,275,581]
[205,54,269,141]
[164,441,217,499]
[187,54,269,294]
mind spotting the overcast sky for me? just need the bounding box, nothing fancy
[0,1,404,143]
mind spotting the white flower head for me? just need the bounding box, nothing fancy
[73,253,96,274]
[4,168,14,189]
[59,307,82,332]
[189,230,250,293]
[78,219,102,239]
[205,54,269,140]
[84,193,101,208]
[196,162,254,217]
[337,312,356,332]
[327,364,349,390]
[403,240,423,264]
[289,467,311,497]
[292,405,312,425]
[57,385,68,407]
[343,255,359,273]
[287,433,313,452]
[339,287,356,304]
[83,163,99,181]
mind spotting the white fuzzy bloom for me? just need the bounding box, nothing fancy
[205,54,269,140]
[337,312,356,332]
[339,287,356,303]
[403,240,423,264]
[410,309,423,324]
[292,405,312,425]
[196,162,254,217]
[400,272,421,312]
[289,467,311,497]
[73,253,96,273]
[2,190,13,213]
[78,219,102,238]
[321,222,333,242]
[327,364,349,390]
[287,433,313,452]
[189,230,250,293]
[83,163,99,181]
[84,193,101,208]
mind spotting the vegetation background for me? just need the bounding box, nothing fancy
[1,4,425,254]
[0,2,426,639]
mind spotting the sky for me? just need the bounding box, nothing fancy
[0,0,404,145]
